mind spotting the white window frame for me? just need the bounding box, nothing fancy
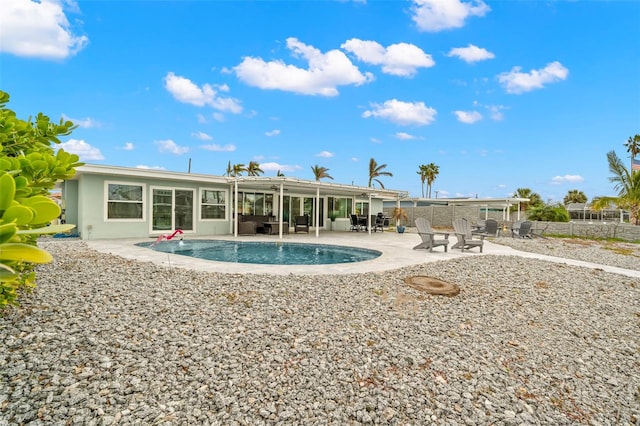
[104,181,146,222]
[199,187,228,221]
[150,186,196,234]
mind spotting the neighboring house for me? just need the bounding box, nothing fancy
[61,164,408,240]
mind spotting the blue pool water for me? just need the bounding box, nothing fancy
[137,240,381,265]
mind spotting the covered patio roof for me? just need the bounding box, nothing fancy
[233,176,408,200]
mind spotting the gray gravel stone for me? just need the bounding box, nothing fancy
[0,238,639,425]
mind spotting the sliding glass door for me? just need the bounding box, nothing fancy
[151,188,194,232]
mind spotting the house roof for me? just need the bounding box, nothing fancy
[71,164,409,200]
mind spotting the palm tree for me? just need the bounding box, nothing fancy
[417,165,428,197]
[247,161,263,176]
[513,187,543,212]
[276,170,284,177]
[592,150,640,225]
[368,158,393,188]
[225,161,232,177]
[311,165,333,181]
[624,134,640,171]
[231,163,246,177]
[563,189,587,205]
[424,163,439,198]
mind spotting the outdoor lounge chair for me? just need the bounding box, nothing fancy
[237,220,257,235]
[452,218,485,252]
[484,219,500,237]
[512,220,532,238]
[530,222,549,239]
[413,217,449,252]
[294,215,310,233]
[472,219,486,235]
[373,213,386,232]
[350,214,362,232]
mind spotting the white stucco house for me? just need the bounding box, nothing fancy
[60,164,409,240]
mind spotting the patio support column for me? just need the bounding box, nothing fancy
[517,202,521,221]
[368,192,372,235]
[278,183,284,239]
[234,178,238,237]
[315,185,320,238]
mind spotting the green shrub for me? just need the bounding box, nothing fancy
[527,203,570,222]
[0,90,83,309]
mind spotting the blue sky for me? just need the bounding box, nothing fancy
[2,0,639,202]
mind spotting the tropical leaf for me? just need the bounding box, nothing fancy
[0,243,53,263]
[17,224,76,235]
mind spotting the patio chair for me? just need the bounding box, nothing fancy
[509,221,522,237]
[530,222,549,239]
[373,213,385,232]
[484,219,500,237]
[413,217,449,252]
[513,220,532,238]
[294,215,310,233]
[472,219,486,235]
[452,218,485,252]
[237,220,257,235]
[350,214,364,232]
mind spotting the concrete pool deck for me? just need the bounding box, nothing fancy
[84,230,640,278]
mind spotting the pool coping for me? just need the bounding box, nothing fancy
[84,231,640,277]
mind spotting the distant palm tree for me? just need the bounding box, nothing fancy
[417,165,428,197]
[225,161,232,177]
[247,161,263,176]
[563,189,587,205]
[624,134,640,171]
[592,150,640,225]
[368,158,393,188]
[231,163,246,177]
[513,187,543,212]
[311,165,333,181]
[276,170,285,177]
[424,163,439,198]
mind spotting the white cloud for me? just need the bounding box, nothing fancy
[164,72,243,113]
[395,132,416,140]
[486,104,506,121]
[551,174,584,184]
[411,0,490,32]
[370,137,382,144]
[454,110,482,124]
[447,44,494,63]
[59,139,104,160]
[351,157,359,162]
[196,113,207,124]
[122,142,134,151]
[192,131,213,141]
[363,99,437,126]
[315,151,334,158]
[212,112,225,122]
[155,139,189,155]
[341,39,434,77]
[259,162,302,173]
[498,61,569,94]
[234,37,374,96]
[0,0,89,59]
[200,144,236,152]
[265,129,281,137]
[61,113,100,128]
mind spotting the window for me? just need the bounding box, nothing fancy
[328,197,353,218]
[355,201,369,216]
[201,189,226,219]
[106,182,144,220]
[237,192,274,216]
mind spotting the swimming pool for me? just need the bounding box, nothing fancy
[137,240,382,265]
